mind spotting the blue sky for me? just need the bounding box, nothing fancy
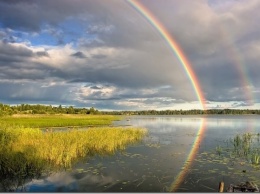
[0,0,260,110]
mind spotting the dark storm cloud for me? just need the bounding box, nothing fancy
[89,85,102,90]
[0,81,75,105]
[35,51,49,57]
[0,41,33,58]
[0,45,75,87]
[137,0,260,99]
[0,0,260,109]
[0,42,36,72]
[0,0,89,32]
[71,51,87,59]
[0,42,56,80]
[0,0,165,49]
[0,0,146,44]
[66,68,166,89]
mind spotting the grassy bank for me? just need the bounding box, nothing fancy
[0,114,120,128]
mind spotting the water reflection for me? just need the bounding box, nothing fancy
[2,115,260,192]
[0,149,47,192]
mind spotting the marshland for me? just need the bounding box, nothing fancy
[0,114,147,191]
[1,114,260,192]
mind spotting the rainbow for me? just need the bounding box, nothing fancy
[126,1,255,192]
[127,0,206,110]
[126,1,208,191]
[219,27,254,106]
[170,118,206,192]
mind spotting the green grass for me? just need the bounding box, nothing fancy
[0,114,120,128]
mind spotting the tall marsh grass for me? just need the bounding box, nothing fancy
[228,133,260,166]
[1,126,147,168]
[0,126,147,191]
[232,133,254,157]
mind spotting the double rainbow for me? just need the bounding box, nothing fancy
[219,26,254,105]
[126,0,254,191]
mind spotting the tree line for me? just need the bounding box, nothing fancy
[0,103,99,116]
[101,109,260,115]
[1,103,260,116]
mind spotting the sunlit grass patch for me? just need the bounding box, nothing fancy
[1,126,147,168]
[0,126,147,191]
[0,114,120,128]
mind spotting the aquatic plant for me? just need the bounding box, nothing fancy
[231,133,254,157]
[215,145,223,156]
[251,153,260,165]
[214,132,260,168]
[233,134,242,148]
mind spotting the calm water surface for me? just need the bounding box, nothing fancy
[16,115,260,192]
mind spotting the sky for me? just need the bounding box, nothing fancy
[0,0,260,110]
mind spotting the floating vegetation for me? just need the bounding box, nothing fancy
[193,132,260,192]
[0,126,147,191]
[216,145,223,156]
[251,153,260,165]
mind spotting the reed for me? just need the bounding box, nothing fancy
[1,126,146,168]
[232,133,253,157]
[251,153,260,165]
[0,126,147,191]
[216,145,223,156]
[0,114,145,191]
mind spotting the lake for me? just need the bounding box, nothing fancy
[7,115,260,192]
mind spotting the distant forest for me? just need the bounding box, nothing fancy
[1,103,260,116]
[0,103,99,116]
